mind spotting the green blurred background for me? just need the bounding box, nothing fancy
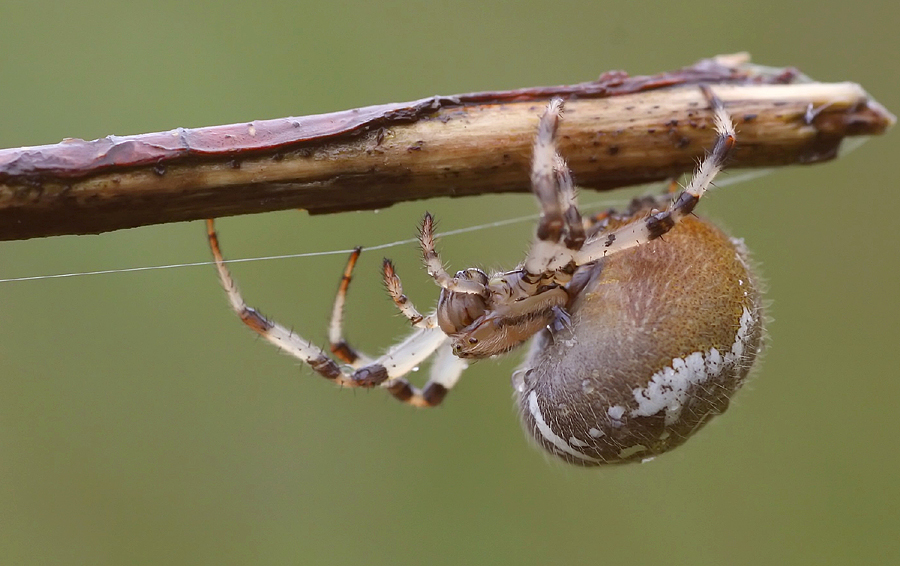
[1,1,897,564]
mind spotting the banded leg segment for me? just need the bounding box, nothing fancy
[382,259,437,329]
[575,87,736,264]
[524,99,586,282]
[206,219,452,404]
[527,97,566,276]
[418,213,487,295]
[553,154,585,267]
[328,246,373,367]
[386,343,468,407]
[207,219,347,382]
[524,98,568,279]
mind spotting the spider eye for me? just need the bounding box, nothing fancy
[468,337,478,344]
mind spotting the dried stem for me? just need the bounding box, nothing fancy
[0,54,893,241]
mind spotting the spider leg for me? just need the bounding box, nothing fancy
[524,98,567,278]
[385,342,468,407]
[632,179,687,218]
[551,154,585,269]
[574,86,736,264]
[327,246,375,367]
[419,213,487,295]
[206,219,452,405]
[556,155,584,244]
[370,325,450,386]
[523,99,586,281]
[382,258,438,329]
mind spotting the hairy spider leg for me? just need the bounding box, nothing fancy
[385,342,469,407]
[575,86,736,264]
[382,259,438,329]
[525,98,565,272]
[555,155,585,247]
[330,250,461,406]
[327,246,374,367]
[525,99,570,277]
[418,213,487,295]
[523,99,587,284]
[334,250,462,406]
[206,219,455,406]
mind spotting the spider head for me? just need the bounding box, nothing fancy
[447,312,520,359]
[436,268,509,359]
[435,268,489,338]
[438,268,569,359]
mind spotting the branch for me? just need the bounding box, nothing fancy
[0,53,893,241]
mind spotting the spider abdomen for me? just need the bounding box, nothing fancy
[514,215,764,466]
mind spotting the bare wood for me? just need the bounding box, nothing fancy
[0,55,893,241]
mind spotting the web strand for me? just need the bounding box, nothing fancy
[0,170,774,285]
[0,211,550,284]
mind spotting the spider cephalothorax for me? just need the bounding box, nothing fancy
[429,250,572,360]
[207,88,763,465]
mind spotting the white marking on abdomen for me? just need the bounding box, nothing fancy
[528,391,600,464]
[631,307,755,425]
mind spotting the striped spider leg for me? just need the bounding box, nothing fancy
[205,220,466,407]
[574,85,736,264]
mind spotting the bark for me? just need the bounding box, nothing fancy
[0,54,893,241]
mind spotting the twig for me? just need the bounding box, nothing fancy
[0,53,893,241]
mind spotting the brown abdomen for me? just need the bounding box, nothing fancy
[514,215,764,466]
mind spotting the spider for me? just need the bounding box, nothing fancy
[206,87,764,466]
